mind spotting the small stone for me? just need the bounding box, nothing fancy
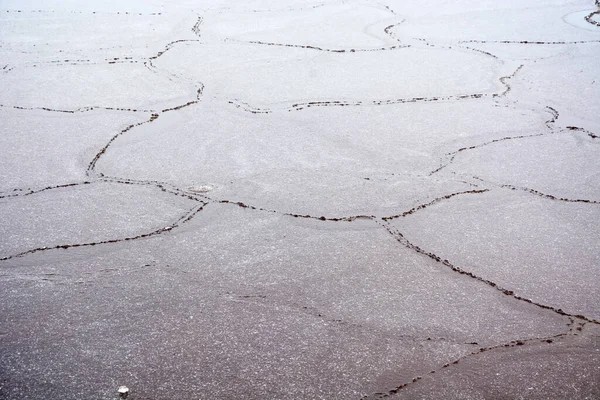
[118,386,129,398]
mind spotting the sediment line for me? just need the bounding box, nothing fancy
[376,220,600,325]
[566,125,598,139]
[429,132,546,175]
[382,190,489,221]
[192,15,203,37]
[0,202,208,262]
[0,181,93,200]
[0,104,156,114]
[413,37,500,60]
[238,39,409,53]
[493,64,524,98]
[99,175,207,202]
[360,330,575,399]
[27,57,139,68]
[383,21,407,43]
[229,93,488,114]
[585,11,600,27]
[1,9,163,16]
[501,184,600,204]
[148,39,199,62]
[457,45,499,59]
[87,113,159,175]
[218,199,375,222]
[429,106,558,175]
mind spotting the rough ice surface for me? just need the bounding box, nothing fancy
[1,0,599,399]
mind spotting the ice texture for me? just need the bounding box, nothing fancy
[1,0,599,398]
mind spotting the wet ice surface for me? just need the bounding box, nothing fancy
[1,0,599,399]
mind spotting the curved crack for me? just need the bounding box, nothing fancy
[0,104,156,114]
[0,181,93,200]
[429,106,558,175]
[87,113,160,176]
[226,59,525,114]
[493,64,524,98]
[360,328,578,399]
[218,199,375,222]
[381,190,489,221]
[500,184,599,204]
[228,39,409,53]
[0,202,207,262]
[375,219,600,325]
[228,93,489,114]
[566,125,598,139]
[584,11,600,27]
[1,9,163,16]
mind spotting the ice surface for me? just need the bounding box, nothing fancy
[0,181,196,258]
[0,205,568,399]
[201,2,395,47]
[397,324,600,400]
[153,42,503,108]
[1,0,599,398]
[0,108,148,190]
[449,130,600,200]
[393,189,600,320]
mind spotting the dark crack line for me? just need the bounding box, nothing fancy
[233,39,409,53]
[375,219,600,325]
[429,132,546,175]
[227,61,524,114]
[217,199,375,222]
[456,44,499,59]
[228,93,489,114]
[1,9,163,16]
[0,202,208,262]
[501,184,599,204]
[98,175,208,203]
[383,22,407,44]
[192,15,203,37]
[412,37,500,61]
[0,181,93,200]
[429,106,558,176]
[26,57,139,68]
[566,125,598,139]
[494,64,524,98]
[87,113,160,176]
[585,10,600,27]
[148,39,199,62]
[0,104,156,114]
[232,292,482,346]
[382,190,489,221]
[360,330,576,399]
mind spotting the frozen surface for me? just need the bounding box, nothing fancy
[449,130,600,200]
[0,182,197,258]
[397,324,600,400]
[0,108,148,190]
[393,190,600,320]
[0,206,569,399]
[154,42,503,109]
[1,0,599,399]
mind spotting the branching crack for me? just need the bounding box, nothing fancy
[360,329,578,399]
[375,219,600,325]
[382,190,489,221]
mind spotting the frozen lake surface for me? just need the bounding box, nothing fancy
[1,0,599,399]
